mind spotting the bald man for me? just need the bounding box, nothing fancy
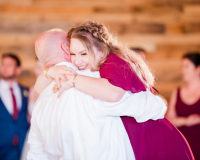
[27,29,166,160]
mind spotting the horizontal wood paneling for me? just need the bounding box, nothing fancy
[1,0,200,101]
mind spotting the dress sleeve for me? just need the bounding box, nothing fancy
[100,53,146,93]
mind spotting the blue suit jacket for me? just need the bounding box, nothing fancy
[0,85,29,160]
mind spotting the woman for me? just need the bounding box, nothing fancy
[166,52,200,160]
[39,21,194,159]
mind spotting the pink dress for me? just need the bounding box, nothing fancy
[100,53,194,160]
[176,88,200,160]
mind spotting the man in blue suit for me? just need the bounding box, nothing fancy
[0,53,29,160]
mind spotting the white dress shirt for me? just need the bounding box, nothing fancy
[0,79,22,114]
[27,62,167,160]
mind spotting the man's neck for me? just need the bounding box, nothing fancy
[45,57,71,67]
[2,78,17,87]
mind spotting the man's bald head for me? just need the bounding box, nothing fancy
[35,29,70,65]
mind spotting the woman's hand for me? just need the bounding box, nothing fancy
[47,65,77,88]
[185,114,200,127]
[52,74,76,98]
[52,80,71,98]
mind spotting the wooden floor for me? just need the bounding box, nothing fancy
[0,0,200,101]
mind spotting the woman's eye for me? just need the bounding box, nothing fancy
[81,53,87,55]
[70,53,75,56]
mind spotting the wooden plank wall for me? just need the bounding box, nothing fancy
[0,0,200,101]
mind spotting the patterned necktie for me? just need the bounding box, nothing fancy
[10,87,19,120]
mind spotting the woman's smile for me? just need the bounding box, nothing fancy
[78,65,87,70]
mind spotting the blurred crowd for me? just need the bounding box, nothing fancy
[0,49,200,159]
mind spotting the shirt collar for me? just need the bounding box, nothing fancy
[0,79,19,90]
[55,62,78,71]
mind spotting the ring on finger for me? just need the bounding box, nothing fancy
[56,86,60,90]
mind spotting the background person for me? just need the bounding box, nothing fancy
[0,53,29,160]
[166,52,200,160]
[130,47,147,63]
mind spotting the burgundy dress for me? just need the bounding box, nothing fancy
[100,53,194,160]
[176,88,200,160]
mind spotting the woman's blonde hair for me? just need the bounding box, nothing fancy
[67,21,155,88]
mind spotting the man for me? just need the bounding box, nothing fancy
[27,29,167,160]
[130,47,147,63]
[0,53,29,160]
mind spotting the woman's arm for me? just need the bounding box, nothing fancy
[166,89,187,127]
[34,65,75,94]
[56,74,126,102]
[75,75,125,102]
[166,89,200,127]
[35,64,125,102]
[34,74,52,94]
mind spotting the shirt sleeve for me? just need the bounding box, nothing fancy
[93,90,167,122]
[27,115,49,160]
[100,53,146,93]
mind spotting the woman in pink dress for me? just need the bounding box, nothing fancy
[166,52,200,160]
[46,21,194,159]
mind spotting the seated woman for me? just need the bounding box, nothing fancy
[37,21,194,159]
[166,52,200,160]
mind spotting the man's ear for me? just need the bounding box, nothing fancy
[61,42,70,55]
[197,66,200,75]
[101,51,106,58]
[15,67,22,76]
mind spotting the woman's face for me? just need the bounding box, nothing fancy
[69,38,104,71]
[181,58,199,82]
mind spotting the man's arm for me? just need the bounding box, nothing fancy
[94,90,167,122]
[27,115,49,160]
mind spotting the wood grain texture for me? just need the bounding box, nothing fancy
[0,0,200,101]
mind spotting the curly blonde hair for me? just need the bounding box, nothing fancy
[67,21,155,88]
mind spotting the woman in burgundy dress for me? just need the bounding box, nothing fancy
[167,52,200,160]
[48,21,194,159]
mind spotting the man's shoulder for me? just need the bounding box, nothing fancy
[56,62,78,71]
[38,82,55,97]
[77,70,100,78]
